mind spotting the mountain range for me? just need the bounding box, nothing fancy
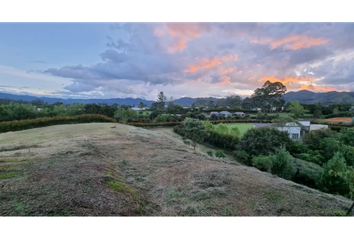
[1,90,354,106]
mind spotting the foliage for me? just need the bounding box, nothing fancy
[215,150,226,159]
[182,118,209,150]
[251,80,287,112]
[207,150,213,157]
[202,121,214,131]
[214,123,228,134]
[229,127,240,137]
[156,91,167,110]
[270,148,296,180]
[114,108,138,123]
[233,150,251,165]
[238,127,293,158]
[251,149,295,180]
[340,128,354,147]
[316,152,350,196]
[286,101,306,119]
[252,155,273,172]
[0,114,116,133]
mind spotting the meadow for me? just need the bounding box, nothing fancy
[213,123,254,136]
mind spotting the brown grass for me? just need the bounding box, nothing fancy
[324,117,353,124]
[0,123,352,216]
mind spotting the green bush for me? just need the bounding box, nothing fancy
[229,127,240,137]
[316,152,350,196]
[252,155,273,172]
[214,123,229,134]
[238,127,293,157]
[233,150,251,165]
[270,148,296,180]
[215,150,226,159]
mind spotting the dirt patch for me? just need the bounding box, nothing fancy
[324,117,353,124]
[0,123,352,216]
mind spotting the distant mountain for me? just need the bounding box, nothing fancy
[0,92,155,106]
[283,90,354,104]
[172,97,218,107]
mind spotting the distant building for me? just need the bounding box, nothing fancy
[210,112,219,116]
[276,122,301,140]
[298,119,311,131]
[219,111,232,117]
[131,107,146,111]
[232,112,245,117]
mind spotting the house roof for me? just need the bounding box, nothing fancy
[219,111,231,114]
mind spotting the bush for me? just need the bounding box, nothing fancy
[233,150,251,165]
[207,150,213,157]
[252,155,273,172]
[340,128,354,147]
[270,148,296,180]
[214,123,229,134]
[229,127,240,137]
[250,149,295,180]
[215,150,226,159]
[316,152,350,196]
[238,127,293,157]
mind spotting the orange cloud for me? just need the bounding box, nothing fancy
[258,76,317,86]
[184,58,222,73]
[215,76,231,85]
[165,23,203,38]
[251,34,327,50]
[219,67,236,75]
[185,54,238,73]
[168,38,187,53]
[258,76,344,92]
[299,85,345,92]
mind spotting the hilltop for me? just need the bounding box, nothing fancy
[0,123,351,216]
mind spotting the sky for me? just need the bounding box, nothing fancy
[1,22,354,100]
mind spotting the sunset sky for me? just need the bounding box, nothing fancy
[1,22,354,100]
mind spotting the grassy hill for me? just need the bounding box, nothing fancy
[0,123,352,216]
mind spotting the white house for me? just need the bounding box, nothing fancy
[276,122,301,140]
[298,120,311,131]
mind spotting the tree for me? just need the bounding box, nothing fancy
[207,100,215,109]
[157,91,167,110]
[167,96,175,114]
[225,95,242,108]
[316,152,350,195]
[182,118,209,150]
[238,127,293,158]
[251,80,287,112]
[230,127,240,137]
[215,123,228,134]
[138,102,145,108]
[340,128,354,147]
[313,102,324,119]
[286,101,306,119]
[114,108,138,123]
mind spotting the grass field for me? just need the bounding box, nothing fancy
[250,113,313,118]
[213,123,254,136]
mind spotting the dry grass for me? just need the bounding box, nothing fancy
[0,123,352,216]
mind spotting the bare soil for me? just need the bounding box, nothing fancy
[0,123,352,216]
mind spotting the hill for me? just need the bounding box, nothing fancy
[0,92,154,106]
[0,123,351,216]
[284,90,354,104]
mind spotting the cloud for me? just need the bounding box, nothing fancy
[37,22,354,99]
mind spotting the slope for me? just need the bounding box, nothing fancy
[0,123,352,216]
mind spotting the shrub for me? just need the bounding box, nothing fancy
[214,123,229,134]
[207,150,213,157]
[316,152,350,196]
[229,127,240,137]
[215,150,226,159]
[238,127,293,157]
[202,121,214,131]
[270,148,296,180]
[233,150,251,165]
[182,118,209,150]
[252,155,273,172]
[340,128,354,147]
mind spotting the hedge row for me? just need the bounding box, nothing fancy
[209,119,272,124]
[127,122,182,127]
[173,124,240,151]
[325,112,354,119]
[0,114,116,133]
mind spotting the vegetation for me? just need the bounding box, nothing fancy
[0,114,116,133]
[286,101,306,119]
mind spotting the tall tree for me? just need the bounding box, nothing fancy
[138,101,145,108]
[157,91,167,110]
[286,101,306,119]
[251,80,287,112]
